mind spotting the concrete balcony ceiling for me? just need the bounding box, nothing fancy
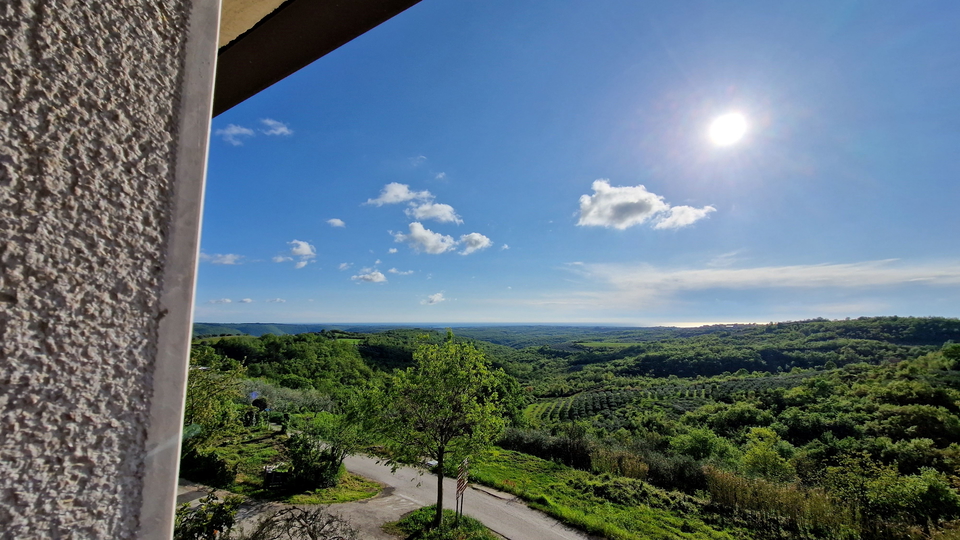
[215,0,421,116]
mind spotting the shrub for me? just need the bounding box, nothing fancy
[179,448,237,488]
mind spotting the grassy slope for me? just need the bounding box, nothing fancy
[470,448,747,540]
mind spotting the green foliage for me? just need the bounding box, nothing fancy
[741,428,795,483]
[376,337,506,527]
[174,493,243,540]
[285,433,344,490]
[389,506,499,540]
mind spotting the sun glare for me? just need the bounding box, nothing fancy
[709,112,747,146]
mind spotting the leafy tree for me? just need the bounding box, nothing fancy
[742,427,795,482]
[376,335,506,528]
[286,391,372,489]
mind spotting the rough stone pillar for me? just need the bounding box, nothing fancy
[0,1,220,538]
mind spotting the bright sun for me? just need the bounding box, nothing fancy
[709,112,747,146]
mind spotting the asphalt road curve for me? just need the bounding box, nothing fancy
[341,455,597,540]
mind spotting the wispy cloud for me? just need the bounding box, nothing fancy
[260,118,293,136]
[273,256,293,263]
[573,259,960,306]
[366,182,432,206]
[501,244,510,250]
[352,269,387,283]
[577,179,715,230]
[207,298,232,304]
[215,124,255,146]
[421,292,446,305]
[435,172,447,180]
[327,218,346,228]
[388,248,398,254]
[238,298,253,303]
[388,268,414,275]
[459,233,493,255]
[410,155,427,166]
[264,298,286,303]
[338,262,352,271]
[393,222,457,254]
[200,252,243,265]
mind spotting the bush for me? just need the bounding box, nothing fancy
[286,433,344,489]
[390,506,498,540]
[179,448,237,488]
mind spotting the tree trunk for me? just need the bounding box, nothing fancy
[434,451,444,529]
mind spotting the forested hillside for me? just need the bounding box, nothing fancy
[185,316,960,539]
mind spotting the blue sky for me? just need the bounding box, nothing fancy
[195,0,960,325]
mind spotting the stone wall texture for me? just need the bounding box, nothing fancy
[1,1,192,537]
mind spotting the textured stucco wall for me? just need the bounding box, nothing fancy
[1,1,201,537]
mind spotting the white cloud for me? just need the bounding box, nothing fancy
[406,202,463,224]
[200,252,243,265]
[501,244,510,250]
[239,298,253,303]
[272,256,293,263]
[338,263,352,271]
[459,232,493,255]
[366,183,432,206]
[207,298,232,304]
[393,222,457,254]
[264,298,286,303]
[421,292,446,305]
[410,155,427,166]
[327,218,346,228]
[215,124,255,146]
[388,248,398,254]
[577,179,714,230]
[289,240,316,258]
[352,270,387,283]
[294,261,308,269]
[654,205,717,230]
[375,259,382,264]
[388,268,414,275]
[260,118,292,136]
[435,172,446,180]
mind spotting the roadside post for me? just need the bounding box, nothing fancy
[455,458,469,526]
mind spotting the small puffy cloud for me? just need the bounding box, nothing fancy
[375,259,382,264]
[388,248,398,254]
[421,292,446,305]
[338,263,352,271]
[435,172,446,180]
[459,232,493,255]
[264,298,286,303]
[294,261,308,269]
[260,118,292,136]
[366,183,432,206]
[272,256,293,263]
[207,298,232,304]
[577,179,714,230]
[406,202,463,224]
[654,205,717,230]
[327,218,346,228]
[394,222,457,254]
[388,268,414,275]
[501,244,510,250]
[239,298,253,303]
[215,124,255,145]
[200,252,243,265]
[352,270,387,283]
[289,240,316,258]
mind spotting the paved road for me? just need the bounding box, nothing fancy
[338,455,596,540]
